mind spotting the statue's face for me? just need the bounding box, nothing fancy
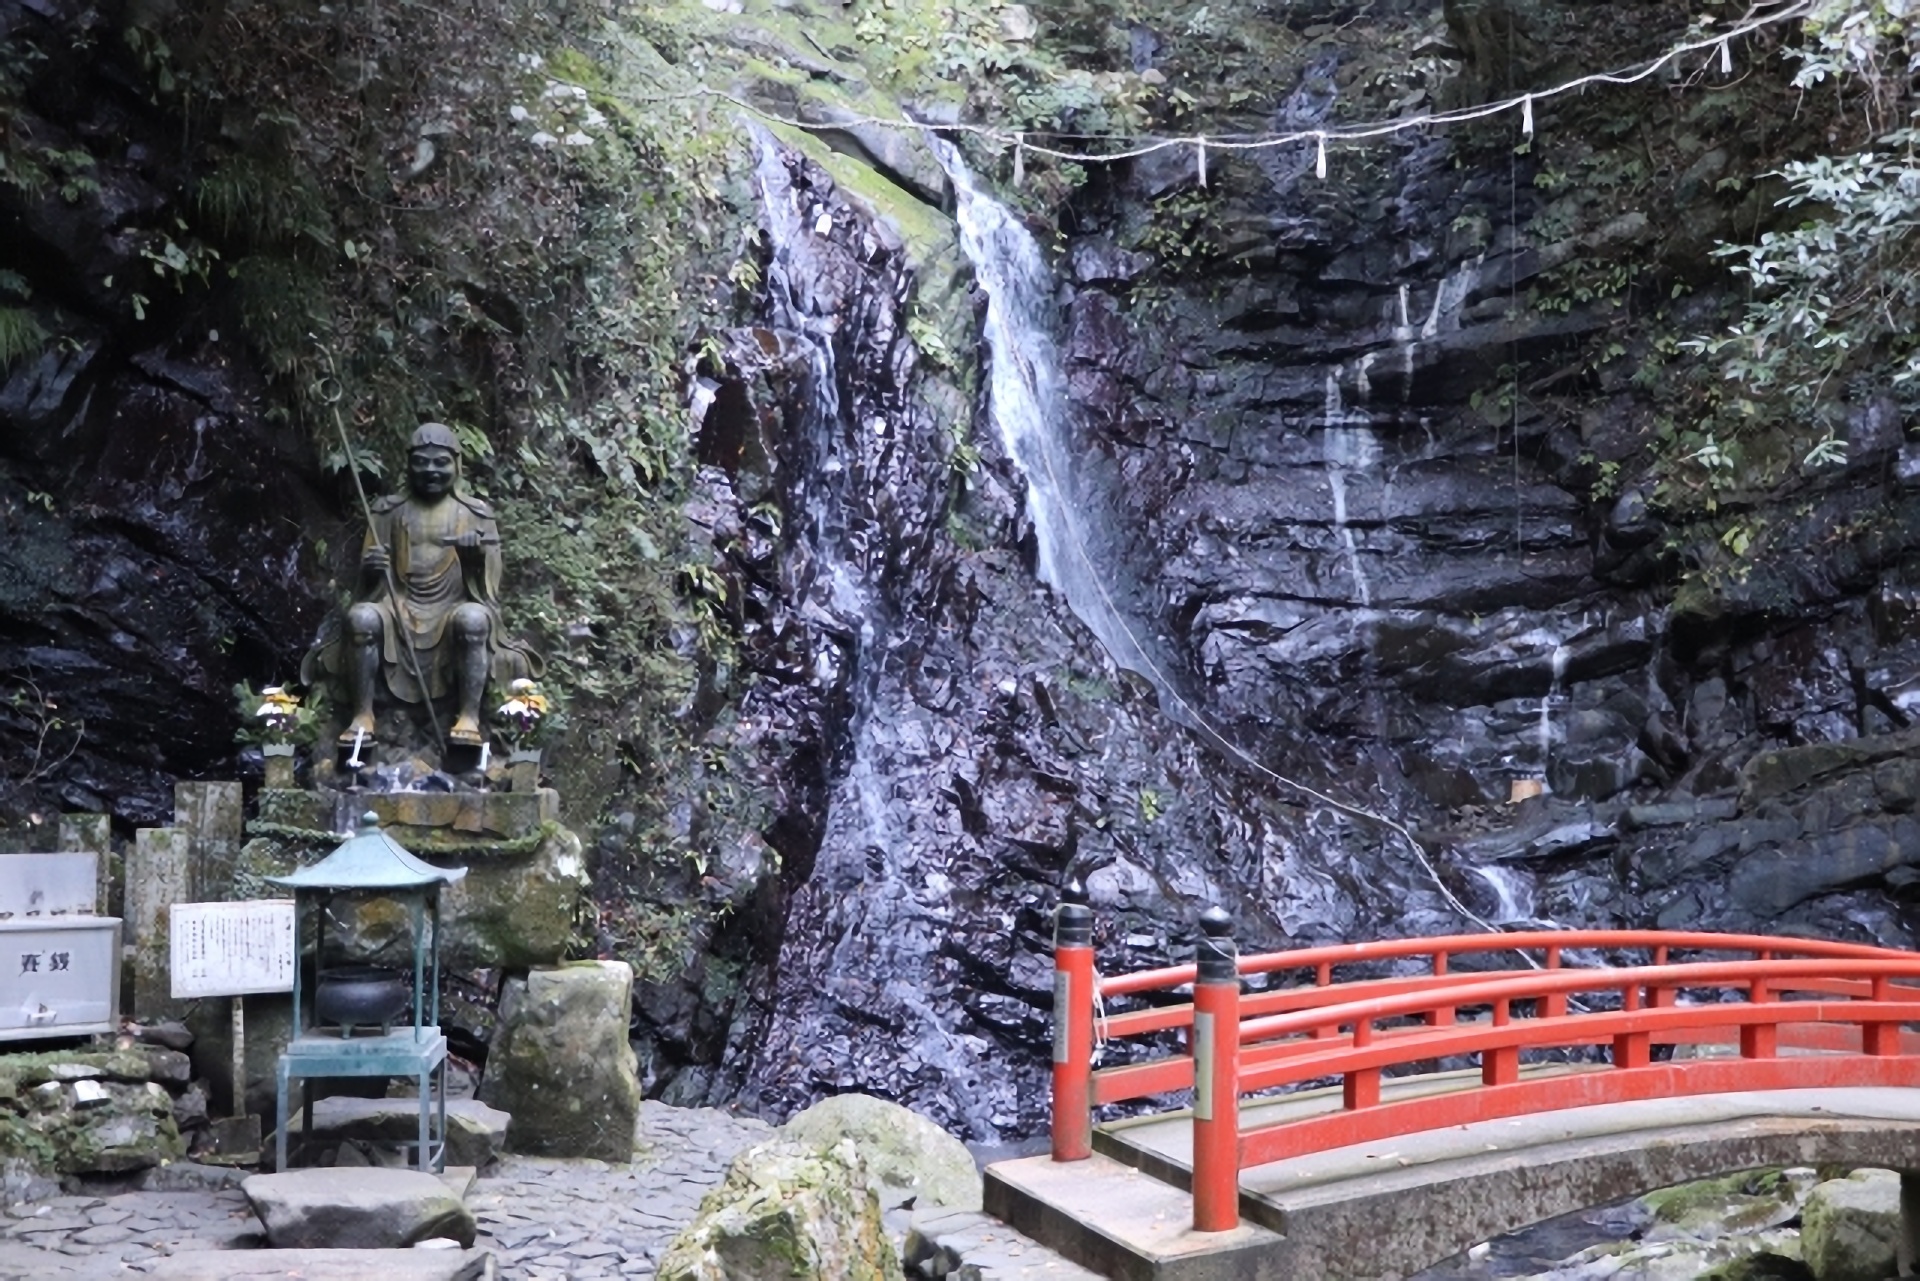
[408,445,458,499]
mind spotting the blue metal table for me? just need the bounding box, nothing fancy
[275,1027,448,1172]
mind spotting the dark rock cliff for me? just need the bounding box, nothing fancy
[683,1,1920,1135]
[0,0,334,826]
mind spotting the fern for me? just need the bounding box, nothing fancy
[0,306,45,368]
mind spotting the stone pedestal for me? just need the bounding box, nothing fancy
[479,962,641,1162]
[175,781,243,900]
[238,788,585,971]
[127,783,246,1021]
[56,812,110,915]
[263,745,298,789]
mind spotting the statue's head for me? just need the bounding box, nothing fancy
[407,422,461,500]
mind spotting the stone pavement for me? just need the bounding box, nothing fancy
[0,1101,1086,1279]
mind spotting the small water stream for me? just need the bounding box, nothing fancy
[750,131,1005,1132]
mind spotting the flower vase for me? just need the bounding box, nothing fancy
[263,742,297,789]
[508,748,542,793]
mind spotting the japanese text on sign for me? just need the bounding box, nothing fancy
[170,900,296,998]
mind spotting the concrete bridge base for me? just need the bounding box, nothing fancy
[986,1086,1920,1280]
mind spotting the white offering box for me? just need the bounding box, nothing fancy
[0,851,100,917]
[0,917,121,1042]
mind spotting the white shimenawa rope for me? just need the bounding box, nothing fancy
[694,1,1804,171]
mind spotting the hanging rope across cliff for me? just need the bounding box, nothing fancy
[693,0,1809,176]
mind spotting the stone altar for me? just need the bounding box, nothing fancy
[237,788,585,974]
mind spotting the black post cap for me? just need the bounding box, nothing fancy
[1055,881,1093,948]
[1196,904,1236,983]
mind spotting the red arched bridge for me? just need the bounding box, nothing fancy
[986,893,1920,1279]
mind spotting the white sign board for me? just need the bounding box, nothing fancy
[171,900,297,999]
[0,852,99,917]
[0,917,120,1041]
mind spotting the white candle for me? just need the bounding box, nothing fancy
[347,727,365,768]
[479,743,491,771]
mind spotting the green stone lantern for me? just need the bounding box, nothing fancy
[269,811,467,1172]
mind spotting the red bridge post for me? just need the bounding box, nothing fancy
[1051,880,1095,1162]
[1192,906,1241,1232]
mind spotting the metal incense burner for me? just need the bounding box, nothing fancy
[270,812,466,1172]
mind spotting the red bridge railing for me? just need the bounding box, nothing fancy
[1048,891,1920,1233]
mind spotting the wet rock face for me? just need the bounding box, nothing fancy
[0,0,334,826]
[694,11,1920,1138]
[692,137,1500,1138]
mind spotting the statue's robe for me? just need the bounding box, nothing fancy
[303,489,541,705]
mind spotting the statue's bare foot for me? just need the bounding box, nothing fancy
[338,713,377,744]
[449,716,484,746]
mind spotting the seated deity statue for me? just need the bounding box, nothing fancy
[303,422,541,750]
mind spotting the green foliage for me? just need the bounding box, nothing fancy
[1133,188,1217,264]
[1691,128,1920,458]
[75,0,771,988]
[0,306,45,368]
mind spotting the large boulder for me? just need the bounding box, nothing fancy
[1800,1168,1900,1281]
[242,1167,477,1248]
[780,1094,981,1212]
[478,961,641,1162]
[655,1136,905,1281]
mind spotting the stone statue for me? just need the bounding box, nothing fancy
[304,423,541,751]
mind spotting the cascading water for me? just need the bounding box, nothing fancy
[1322,369,1376,608]
[1537,642,1571,789]
[931,138,1505,942]
[1469,864,1535,926]
[931,139,1165,690]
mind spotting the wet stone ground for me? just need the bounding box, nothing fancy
[0,1103,776,1279]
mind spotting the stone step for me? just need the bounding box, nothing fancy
[905,1206,1108,1279]
[141,1246,495,1279]
[983,1152,1289,1281]
[279,1096,509,1169]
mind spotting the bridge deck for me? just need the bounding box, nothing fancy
[988,1084,1920,1281]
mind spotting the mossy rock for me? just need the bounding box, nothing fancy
[656,1136,905,1281]
[1698,1252,1814,1281]
[780,1093,980,1212]
[1801,1169,1901,1281]
[0,1070,185,1177]
[479,961,642,1162]
[1639,1167,1797,1234]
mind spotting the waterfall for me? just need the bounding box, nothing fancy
[1420,256,1485,340]
[1470,865,1535,927]
[751,128,907,865]
[1537,643,1570,789]
[932,139,1161,687]
[1323,369,1376,608]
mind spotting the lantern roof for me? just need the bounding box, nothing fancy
[267,812,467,891]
